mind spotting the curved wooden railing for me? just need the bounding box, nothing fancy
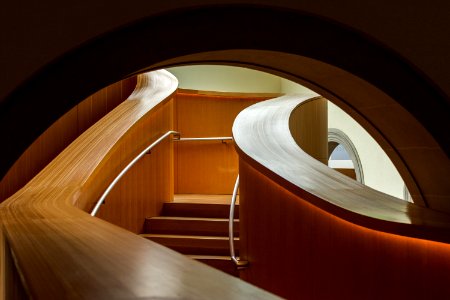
[233,94,450,299]
[0,70,276,299]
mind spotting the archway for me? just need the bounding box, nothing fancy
[328,128,364,184]
[1,6,448,211]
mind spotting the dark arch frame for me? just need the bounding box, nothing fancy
[0,5,448,209]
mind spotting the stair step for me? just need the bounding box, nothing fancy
[162,202,239,219]
[141,234,239,256]
[144,216,239,236]
[187,255,239,277]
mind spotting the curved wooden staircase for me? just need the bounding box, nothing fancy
[0,71,277,299]
[2,69,450,299]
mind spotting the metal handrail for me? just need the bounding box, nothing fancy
[229,175,249,268]
[175,137,233,143]
[90,130,180,216]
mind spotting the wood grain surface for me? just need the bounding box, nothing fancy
[0,77,137,202]
[233,94,450,242]
[289,97,328,164]
[234,93,450,298]
[153,50,450,213]
[239,159,450,299]
[0,70,277,299]
[95,98,174,234]
[174,91,273,194]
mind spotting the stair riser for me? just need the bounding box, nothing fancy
[145,201,242,275]
[143,237,239,256]
[162,203,239,219]
[145,219,239,237]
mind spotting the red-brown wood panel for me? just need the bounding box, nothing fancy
[174,91,272,194]
[96,98,175,233]
[239,159,450,299]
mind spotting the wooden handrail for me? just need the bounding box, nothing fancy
[0,70,277,299]
[233,94,450,244]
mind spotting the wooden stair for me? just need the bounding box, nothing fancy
[144,216,239,237]
[161,202,239,219]
[142,200,240,277]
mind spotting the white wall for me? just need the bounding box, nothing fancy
[327,103,405,199]
[167,65,281,93]
[280,78,318,95]
[168,65,406,199]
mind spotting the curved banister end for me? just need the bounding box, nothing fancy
[232,94,450,244]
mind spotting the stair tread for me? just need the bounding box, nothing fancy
[162,202,238,218]
[173,194,237,204]
[144,216,239,237]
[187,255,233,260]
[148,196,241,275]
[142,234,238,255]
[141,233,238,240]
[146,216,237,222]
[163,203,235,207]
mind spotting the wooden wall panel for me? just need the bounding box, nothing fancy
[174,92,272,194]
[234,94,450,299]
[0,77,137,202]
[289,98,328,164]
[96,98,174,233]
[176,140,238,194]
[334,168,357,180]
[239,158,450,299]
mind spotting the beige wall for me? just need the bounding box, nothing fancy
[327,102,405,199]
[168,65,281,93]
[280,78,318,95]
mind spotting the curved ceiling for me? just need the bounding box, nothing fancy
[1,6,449,211]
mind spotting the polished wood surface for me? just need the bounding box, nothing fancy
[239,159,450,299]
[162,201,239,219]
[141,234,237,256]
[0,77,136,202]
[95,98,174,234]
[144,200,240,276]
[289,97,328,164]
[234,94,450,298]
[233,94,450,242]
[174,193,238,204]
[174,91,271,194]
[0,70,276,299]
[145,216,238,236]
